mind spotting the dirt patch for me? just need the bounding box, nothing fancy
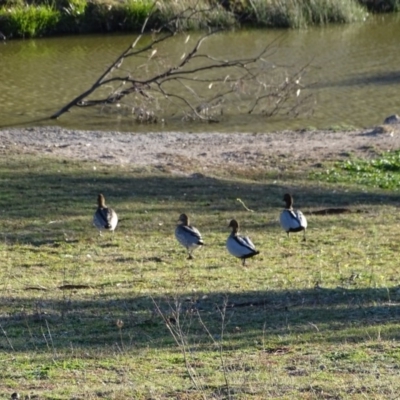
[1,125,400,173]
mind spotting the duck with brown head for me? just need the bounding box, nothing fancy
[175,213,204,259]
[280,193,307,241]
[93,194,118,235]
[226,219,260,266]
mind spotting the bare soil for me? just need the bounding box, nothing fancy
[1,125,399,173]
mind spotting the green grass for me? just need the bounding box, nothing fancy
[155,0,236,30]
[0,0,391,38]
[0,2,60,37]
[122,0,154,30]
[240,0,367,28]
[311,149,400,190]
[3,0,400,39]
[2,148,400,398]
[0,0,234,37]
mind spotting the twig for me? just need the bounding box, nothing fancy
[0,323,15,351]
[237,198,254,212]
[152,297,207,399]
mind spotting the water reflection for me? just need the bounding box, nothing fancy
[1,13,400,133]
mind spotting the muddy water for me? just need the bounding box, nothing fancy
[1,13,399,133]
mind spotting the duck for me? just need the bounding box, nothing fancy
[226,219,260,266]
[93,194,118,235]
[280,193,307,241]
[175,213,204,259]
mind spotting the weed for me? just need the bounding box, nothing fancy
[59,0,87,32]
[0,3,60,37]
[311,149,400,190]
[122,0,153,31]
[0,0,374,38]
[235,0,367,28]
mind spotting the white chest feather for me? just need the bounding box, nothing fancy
[175,225,203,249]
[93,207,118,231]
[226,234,257,258]
[280,209,307,232]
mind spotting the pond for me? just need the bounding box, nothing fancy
[1,13,400,133]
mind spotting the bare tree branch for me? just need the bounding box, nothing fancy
[51,3,314,123]
[50,10,156,119]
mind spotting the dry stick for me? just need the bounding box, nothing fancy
[50,10,155,119]
[217,301,232,400]
[248,61,312,115]
[0,323,15,351]
[152,297,207,399]
[57,28,273,115]
[149,41,280,115]
[45,319,57,359]
[50,3,214,118]
[196,300,233,400]
[157,84,234,121]
[154,46,270,82]
[237,198,255,212]
[151,44,271,120]
[51,9,304,120]
[24,316,39,352]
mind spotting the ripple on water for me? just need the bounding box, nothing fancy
[1,15,400,132]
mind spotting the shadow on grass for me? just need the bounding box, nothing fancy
[1,156,400,354]
[1,285,400,353]
[0,157,398,247]
[1,159,399,218]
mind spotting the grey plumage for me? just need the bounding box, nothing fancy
[226,219,259,266]
[93,194,118,235]
[280,193,307,241]
[175,213,204,259]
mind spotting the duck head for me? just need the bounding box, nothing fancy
[178,213,189,225]
[283,193,294,209]
[228,219,239,233]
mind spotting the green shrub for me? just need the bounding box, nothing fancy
[154,0,236,30]
[59,0,87,32]
[359,0,400,12]
[0,3,60,37]
[311,150,400,190]
[122,0,153,31]
[231,0,367,28]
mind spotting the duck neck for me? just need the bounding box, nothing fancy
[98,196,106,208]
[285,200,293,210]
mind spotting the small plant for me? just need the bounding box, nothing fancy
[311,150,400,190]
[154,0,236,30]
[122,0,153,31]
[239,0,367,28]
[0,3,60,37]
[59,0,87,31]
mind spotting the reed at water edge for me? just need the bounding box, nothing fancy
[0,0,399,39]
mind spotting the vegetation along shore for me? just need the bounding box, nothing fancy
[0,0,399,39]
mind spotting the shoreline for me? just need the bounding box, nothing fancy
[0,0,384,39]
[1,126,399,173]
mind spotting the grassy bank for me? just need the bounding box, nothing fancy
[2,142,400,398]
[0,0,398,39]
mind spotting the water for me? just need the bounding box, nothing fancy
[1,13,400,133]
